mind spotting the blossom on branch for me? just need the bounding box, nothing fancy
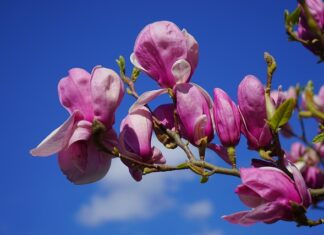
[119,106,166,181]
[131,21,199,88]
[238,75,272,150]
[30,67,124,184]
[223,166,311,225]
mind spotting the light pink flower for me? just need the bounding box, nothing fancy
[119,106,165,181]
[30,67,124,184]
[223,166,311,225]
[131,21,199,88]
[238,75,272,150]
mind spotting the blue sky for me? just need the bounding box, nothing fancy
[0,0,324,235]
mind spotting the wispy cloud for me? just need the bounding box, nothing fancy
[76,138,193,226]
[183,200,214,219]
[195,228,224,235]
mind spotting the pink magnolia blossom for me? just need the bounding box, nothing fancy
[238,75,272,150]
[270,86,296,138]
[223,166,311,225]
[175,83,214,146]
[213,88,241,147]
[131,21,199,88]
[119,106,165,181]
[315,142,324,159]
[302,166,324,189]
[271,86,297,107]
[297,0,324,56]
[287,142,306,163]
[313,85,324,112]
[30,67,124,184]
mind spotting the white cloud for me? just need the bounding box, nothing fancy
[76,137,193,226]
[195,228,224,235]
[183,200,214,219]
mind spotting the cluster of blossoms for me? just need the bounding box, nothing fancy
[286,0,324,60]
[31,2,324,227]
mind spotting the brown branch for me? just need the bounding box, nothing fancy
[310,187,324,201]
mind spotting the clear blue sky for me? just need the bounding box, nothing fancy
[0,0,323,235]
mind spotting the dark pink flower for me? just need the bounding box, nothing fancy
[213,88,241,147]
[297,0,324,56]
[223,166,311,225]
[238,75,272,150]
[302,166,324,189]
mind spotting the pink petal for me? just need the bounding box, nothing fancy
[207,143,231,165]
[58,140,112,185]
[58,68,94,121]
[223,201,289,225]
[30,111,81,157]
[235,184,265,208]
[91,66,124,127]
[171,59,191,84]
[129,88,168,113]
[182,29,199,75]
[151,146,166,164]
[130,53,147,72]
[289,163,312,207]
[68,120,92,146]
[193,114,207,145]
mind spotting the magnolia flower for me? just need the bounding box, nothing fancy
[119,106,165,181]
[270,86,297,138]
[313,85,324,112]
[297,0,324,56]
[238,75,272,150]
[271,86,297,107]
[213,88,241,147]
[302,166,324,189]
[175,83,214,146]
[301,85,324,113]
[223,166,311,225]
[286,142,306,163]
[131,21,199,88]
[30,67,124,184]
[315,142,324,159]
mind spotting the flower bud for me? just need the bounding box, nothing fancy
[119,106,165,181]
[287,142,306,163]
[175,83,214,146]
[238,75,272,150]
[213,88,241,147]
[131,21,199,88]
[302,166,324,189]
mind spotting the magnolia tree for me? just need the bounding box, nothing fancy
[31,0,324,227]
